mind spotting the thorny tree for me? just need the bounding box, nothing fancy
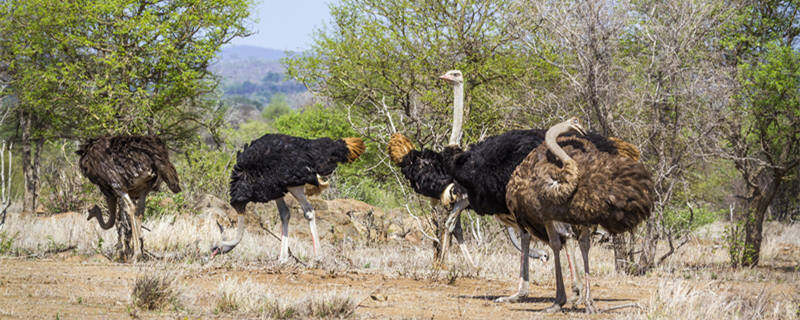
[510,0,736,274]
[286,0,534,264]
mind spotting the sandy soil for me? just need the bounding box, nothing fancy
[0,255,667,319]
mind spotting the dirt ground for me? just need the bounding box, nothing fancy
[1,206,797,319]
[0,256,642,319]
[1,253,796,320]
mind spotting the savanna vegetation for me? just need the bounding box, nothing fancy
[0,0,797,319]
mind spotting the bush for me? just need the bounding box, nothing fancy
[39,141,96,213]
[131,271,180,311]
[663,204,720,234]
[172,141,235,201]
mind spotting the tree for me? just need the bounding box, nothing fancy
[511,0,735,274]
[286,0,537,148]
[286,0,540,264]
[0,0,253,212]
[262,93,292,121]
[719,0,800,267]
[726,42,800,267]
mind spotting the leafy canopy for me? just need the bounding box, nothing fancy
[285,0,538,147]
[0,0,253,142]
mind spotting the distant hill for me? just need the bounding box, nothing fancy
[218,45,290,61]
[211,45,309,113]
[211,45,296,84]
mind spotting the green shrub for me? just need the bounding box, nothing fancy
[663,204,720,234]
[172,141,235,201]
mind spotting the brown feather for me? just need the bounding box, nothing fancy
[343,137,366,162]
[609,137,641,161]
[387,133,415,164]
[507,136,653,235]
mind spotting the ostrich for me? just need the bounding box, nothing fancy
[210,134,365,262]
[390,71,630,303]
[506,117,653,313]
[77,135,181,262]
[387,69,477,265]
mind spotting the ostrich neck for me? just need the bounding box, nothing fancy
[448,82,464,146]
[545,123,575,167]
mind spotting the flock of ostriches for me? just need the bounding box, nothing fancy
[76,70,653,314]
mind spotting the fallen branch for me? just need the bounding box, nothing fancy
[600,302,642,313]
[30,245,77,258]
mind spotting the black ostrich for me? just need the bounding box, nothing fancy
[388,70,625,280]
[211,133,366,262]
[388,132,476,264]
[387,70,476,265]
[77,135,181,262]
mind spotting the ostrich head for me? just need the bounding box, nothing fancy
[439,70,463,84]
[560,117,587,136]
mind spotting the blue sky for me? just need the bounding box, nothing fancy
[231,0,332,50]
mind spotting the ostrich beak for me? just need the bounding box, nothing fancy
[439,74,452,82]
[572,124,586,136]
[210,248,220,259]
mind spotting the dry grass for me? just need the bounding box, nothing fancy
[1,209,798,319]
[214,277,356,319]
[131,267,182,311]
[640,279,798,320]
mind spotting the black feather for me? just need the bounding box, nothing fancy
[452,129,621,241]
[229,134,352,207]
[397,145,464,199]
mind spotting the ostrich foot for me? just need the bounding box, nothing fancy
[543,302,563,313]
[581,293,597,314]
[567,284,583,307]
[584,299,597,314]
[278,254,289,264]
[494,292,527,303]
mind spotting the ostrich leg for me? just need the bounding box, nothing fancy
[578,227,596,313]
[120,193,142,261]
[287,186,319,258]
[544,222,567,313]
[564,245,583,305]
[495,231,531,303]
[276,198,291,263]
[451,218,477,268]
[133,193,148,258]
[443,199,471,266]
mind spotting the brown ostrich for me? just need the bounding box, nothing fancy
[506,117,653,313]
[77,135,181,262]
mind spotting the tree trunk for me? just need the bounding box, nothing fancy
[740,176,780,267]
[19,109,43,214]
[611,232,635,274]
[20,109,34,213]
[636,216,659,275]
